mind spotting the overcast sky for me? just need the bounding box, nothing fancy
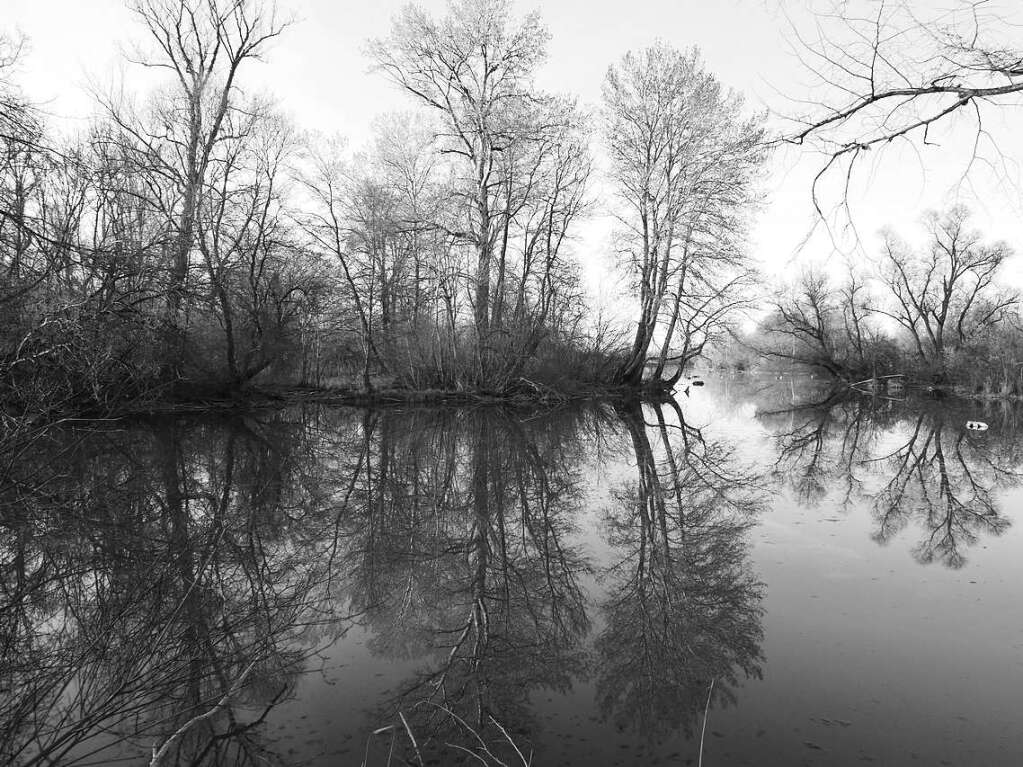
[6,0,1023,306]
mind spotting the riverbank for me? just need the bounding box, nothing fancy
[31,379,678,420]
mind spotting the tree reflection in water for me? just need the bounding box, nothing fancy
[0,412,361,765]
[764,394,1022,568]
[0,407,601,765]
[342,407,597,765]
[357,403,767,760]
[3,390,1015,762]
[595,401,765,739]
[0,401,771,765]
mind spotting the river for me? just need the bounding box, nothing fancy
[2,375,1021,765]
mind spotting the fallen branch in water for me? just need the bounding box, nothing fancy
[698,677,715,767]
[149,660,257,766]
[399,711,424,765]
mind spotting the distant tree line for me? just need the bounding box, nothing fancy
[756,206,1022,393]
[0,0,767,412]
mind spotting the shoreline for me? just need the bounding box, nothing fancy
[725,368,1023,403]
[9,374,1023,424]
[24,381,677,420]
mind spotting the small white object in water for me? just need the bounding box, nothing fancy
[966,421,989,431]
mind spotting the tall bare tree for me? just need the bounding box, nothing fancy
[603,43,765,386]
[105,0,288,379]
[368,0,557,381]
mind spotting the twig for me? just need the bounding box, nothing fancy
[149,660,257,766]
[488,713,531,766]
[698,677,715,767]
[399,711,424,766]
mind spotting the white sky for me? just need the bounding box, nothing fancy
[6,0,1023,310]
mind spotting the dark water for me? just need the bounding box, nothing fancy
[2,377,1022,766]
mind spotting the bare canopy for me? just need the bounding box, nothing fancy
[783,0,1023,216]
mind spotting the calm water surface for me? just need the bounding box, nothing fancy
[2,377,1022,766]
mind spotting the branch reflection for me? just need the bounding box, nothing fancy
[0,412,358,766]
[764,395,1021,568]
[348,408,597,765]
[0,398,775,765]
[596,401,765,739]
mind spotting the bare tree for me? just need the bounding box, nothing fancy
[0,34,45,303]
[602,43,766,386]
[488,97,592,387]
[194,109,316,384]
[760,266,887,377]
[104,0,289,378]
[296,137,388,391]
[0,33,37,152]
[368,0,555,381]
[762,269,848,376]
[876,205,1016,371]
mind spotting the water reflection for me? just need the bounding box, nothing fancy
[762,393,1021,568]
[0,407,637,765]
[346,408,595,765]
[596,402,765,738]
[3,387,1019,765]
[0,415,354,765]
